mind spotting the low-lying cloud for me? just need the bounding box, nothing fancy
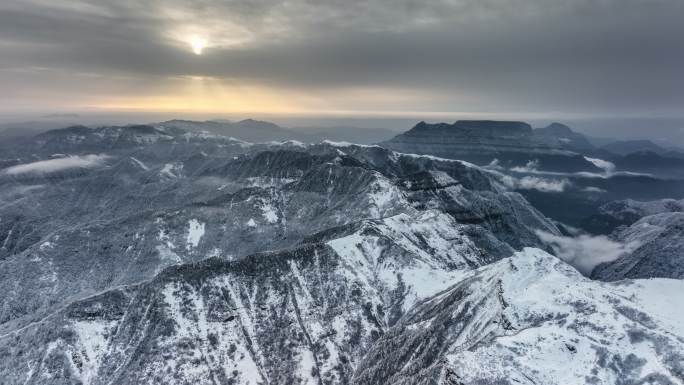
[2,154,109,175]
[584,157,616,174]
[499,173,571,193]
[583,186,607,193]
[510,160,541,174]
[517,176,570,192]
[536,230,641,275]
[506,157,653,182]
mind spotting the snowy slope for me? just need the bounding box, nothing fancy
[0,135,557,336]
[354,248,684,385]
[0,210,513,385]
[592,212,684,280]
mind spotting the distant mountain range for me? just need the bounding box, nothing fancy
[382,120,684,174]
[601,139,684,157]
[0,118,397,146]
[379,119,684,233]
[5,119,684,233]
[532,122,596,151]
[3,117,683,160]
[155,119,397,144]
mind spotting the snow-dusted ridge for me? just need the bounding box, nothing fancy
[0,207,515,384]
[354,248,684,385]
[592,212,684,280]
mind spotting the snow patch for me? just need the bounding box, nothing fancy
[186,219,205,249]
[160,162,183,178]
[129,157,149,171]
[261,202,279,223]
[72,320,114,384]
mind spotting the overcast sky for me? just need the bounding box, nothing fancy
[1,0,683,139]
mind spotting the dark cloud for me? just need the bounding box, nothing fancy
[0,0,683,136]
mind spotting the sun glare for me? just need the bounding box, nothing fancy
[189,36,207,55]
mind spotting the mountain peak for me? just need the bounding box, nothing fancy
[236,118,282,129]
[541,122,573,134]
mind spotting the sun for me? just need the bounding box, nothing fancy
[189,36,207,55]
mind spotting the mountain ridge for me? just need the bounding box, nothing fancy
[1,121,682,384]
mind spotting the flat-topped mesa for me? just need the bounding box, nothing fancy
[382,119,601,173]
[408,120,533,138]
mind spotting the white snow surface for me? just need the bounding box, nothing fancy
[328,210,481,312]
[366,174,408,218]
[260,201,279,223]
[160,162,183,178]
[394,248,684,385]
[129,157,149,171]
[186,219,205,249]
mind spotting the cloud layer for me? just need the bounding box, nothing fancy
[1,0,683,124]
[3,154,109,175]
[536,230,641,275]
[496,171,571,193]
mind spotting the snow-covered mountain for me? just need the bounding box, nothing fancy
[0,209,514,385]
[0,127,557,335]
[0,123,682,384]
[579,197,684,235]
[355,248,684,385]
[589,198,684,229]
[592,212,684,280]
[601,198,684,222]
